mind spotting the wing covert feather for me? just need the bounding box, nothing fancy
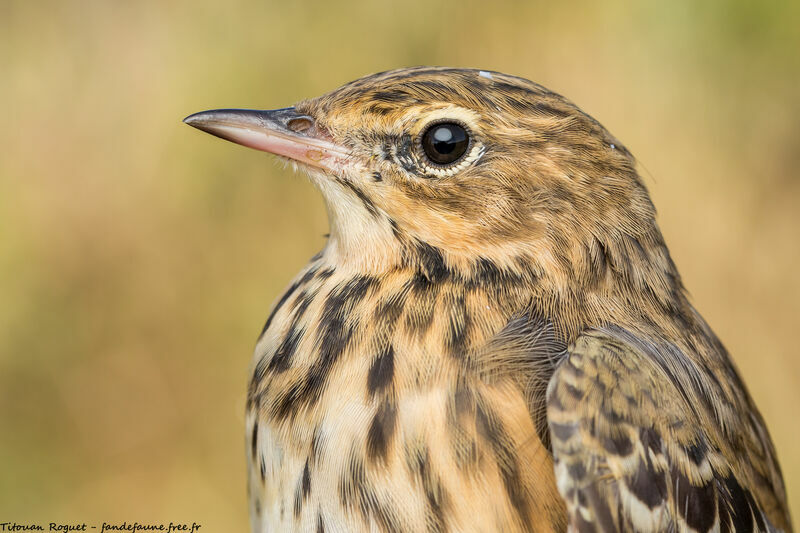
[545,329,788,533]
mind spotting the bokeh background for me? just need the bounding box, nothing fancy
[1,0,798,529]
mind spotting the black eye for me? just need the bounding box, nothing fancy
[421,122,469,165]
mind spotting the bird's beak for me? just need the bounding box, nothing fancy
[183,107,350,172]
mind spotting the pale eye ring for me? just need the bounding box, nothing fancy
[421,122,470,166]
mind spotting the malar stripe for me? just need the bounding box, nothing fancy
[336,178,379,218]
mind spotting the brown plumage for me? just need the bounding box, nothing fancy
[184,67,791,532]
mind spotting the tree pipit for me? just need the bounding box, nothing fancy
[185,68,791,533]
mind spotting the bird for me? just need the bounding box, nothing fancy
[184,67,791,533]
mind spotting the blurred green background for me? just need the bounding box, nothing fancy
[1,0,798,529]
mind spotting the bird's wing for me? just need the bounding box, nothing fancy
[545,327,788,533]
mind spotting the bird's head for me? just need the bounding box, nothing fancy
[185,67,676,303]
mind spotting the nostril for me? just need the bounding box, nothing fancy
[286,117,314,134]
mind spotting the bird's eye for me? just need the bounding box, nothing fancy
[421,122,469,166]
